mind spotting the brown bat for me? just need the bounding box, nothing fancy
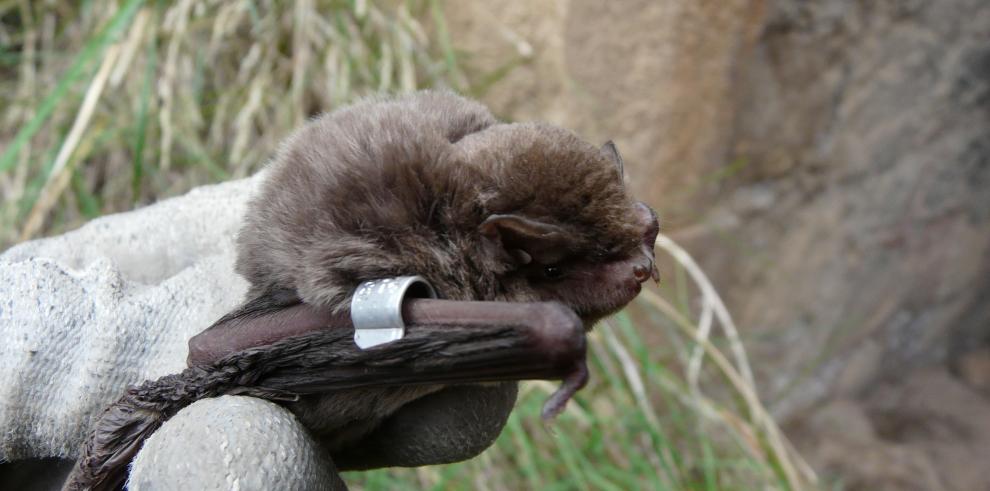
[64,91,659,490]
[186,90,660,471]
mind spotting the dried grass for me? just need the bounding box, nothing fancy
[0,0,455,246]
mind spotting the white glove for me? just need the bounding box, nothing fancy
[0,176,334,489]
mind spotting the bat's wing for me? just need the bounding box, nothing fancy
[66,299,588,491]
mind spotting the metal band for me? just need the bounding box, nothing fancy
[350,276,438,349]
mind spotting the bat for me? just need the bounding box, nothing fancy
[193,90,659,460]
[64,91,659,490]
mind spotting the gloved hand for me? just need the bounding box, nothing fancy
[0,176,337,489]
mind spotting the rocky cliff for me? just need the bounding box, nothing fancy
[444,1,990,487]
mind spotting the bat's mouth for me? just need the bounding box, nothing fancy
[573,278,646,327]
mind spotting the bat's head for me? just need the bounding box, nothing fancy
[458,123,660,327]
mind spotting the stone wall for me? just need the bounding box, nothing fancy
[444,0,990,417]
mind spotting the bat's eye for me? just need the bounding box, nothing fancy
[543,265,565,280]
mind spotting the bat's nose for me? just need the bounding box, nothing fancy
[635,202,660,248]
[633,202,661,285]
[633,262,652,283]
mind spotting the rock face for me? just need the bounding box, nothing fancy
[446,0,766,216]
[791,367,990,491]
[446,0,990,411]
[724,0,990,415]
[445,0,990,486]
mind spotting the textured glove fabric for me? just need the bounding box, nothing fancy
[129,396,341,491]
[0,175,332,489]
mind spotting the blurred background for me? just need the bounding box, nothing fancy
[1,1,988,490]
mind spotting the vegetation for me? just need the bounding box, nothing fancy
[0,0,460,246]
[0,1,816,489]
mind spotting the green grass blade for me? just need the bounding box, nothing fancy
[428,0,461,89]
[131,18,157,202]
[0,0,145,175]
[71,167,101,218]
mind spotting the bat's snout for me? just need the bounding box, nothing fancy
[633,261,653,283]
[635,202,660,249]
[634,202,660,284]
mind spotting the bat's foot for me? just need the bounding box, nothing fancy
[541,360,589,420]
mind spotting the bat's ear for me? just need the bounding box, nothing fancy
[601,141,624,179]
[479,214,568,265]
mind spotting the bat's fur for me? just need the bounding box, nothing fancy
[237,91,642,318]
[233,90,653,459]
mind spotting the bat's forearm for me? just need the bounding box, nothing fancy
[188,297,589,418]
[256,306,584,393]
[68,299,590,491]
[187,302,343,367]
[188,298,584,368]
